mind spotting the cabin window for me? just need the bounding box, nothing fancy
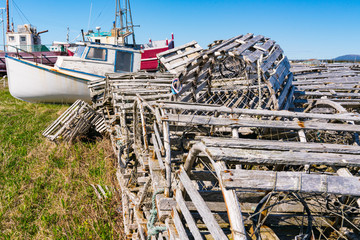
[74,46,86,58]
[95,39,100,43]
[20,36,26,42]
[115,51,132,72]
[9,36,15,42]
[86,47,107,61]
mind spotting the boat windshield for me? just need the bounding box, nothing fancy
[74,46,86,58]
[115,50,132,72]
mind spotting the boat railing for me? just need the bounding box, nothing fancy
[7,45,45,64]
[5,45,63,65]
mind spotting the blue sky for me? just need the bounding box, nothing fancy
[3,0,360,59]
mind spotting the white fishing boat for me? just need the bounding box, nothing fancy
[5,0,174,104]
[6,56,93,103]
[6,42,143,103]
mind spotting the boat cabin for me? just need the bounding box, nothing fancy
[55,42,142,77]
[7,24,44,53]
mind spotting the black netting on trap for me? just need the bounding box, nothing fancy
[246,192,360,240]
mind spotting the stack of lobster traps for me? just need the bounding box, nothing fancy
[45,34,360,239]
[292,62,360,113]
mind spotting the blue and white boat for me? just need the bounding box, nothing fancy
[5,42,142,103]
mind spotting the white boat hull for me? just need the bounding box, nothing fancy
[5,56,99,103]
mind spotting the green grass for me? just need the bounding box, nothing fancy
[0,85,123,239]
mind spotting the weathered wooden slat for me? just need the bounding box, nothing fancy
[261,45,283,72]
[216,33,253,53]
[158,101,360,122]
[157,40,198,57]
[268,75,280,92]
[163,113,360,133]
[253,39,275,52]
[243,49,263,63]
[206,146,360,167]
[172,206,190,240]
[295,71,357,80]
[295,85,360,91]
[274,57,291,86]
[175,189,203,239]
[151,134,165,170]
[277,73,293,109]
[293,76,360,85]
[160,47,203,64]
[201,137,360,154]
[221,169,360,196]
[295,91,360,98]
[231,35,264,56]
[207,34,248,55]
[178,167,228,240]
[213,162,247,240]
[337,168,360,207]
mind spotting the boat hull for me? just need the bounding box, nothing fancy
[0,51,67,74]
[6,56,92,103]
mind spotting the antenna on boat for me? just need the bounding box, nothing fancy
[87,1,93,32]
[6,0,9,32]
[0,8,5,51]
[114,0,138,46]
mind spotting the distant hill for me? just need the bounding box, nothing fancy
[333,54,360,62]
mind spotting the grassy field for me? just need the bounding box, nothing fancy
[0,84,123,239]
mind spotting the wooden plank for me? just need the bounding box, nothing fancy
[277,73,293,109]
[293,76,360,85]
[165,218,179,240]
[221,169,360,196]
[153,121,164,154]
[172,206,190,240]
[295,90,360,98]
[283,86,295,110]
[163,113,360,133]
[253,39,275,52]
[268,75,280,92]
[295,71,357,80]
[214,162,247,240]
[152,134,165,170]
[201,137,360,154]
[217,33,254,53]
[206,146,360,167]
[295,85,360,91]
[158,101,360,122]
[163,120,171,197]
[244,49,263,63]
[206,34,248,55]
[336,168,360,207]
[157,40,198,57]
[160,47,202,64]
[232,35,265,56]
[178,166,228,240]
[175,189,203,240]
[261,45,283,72]
[274,57,290,86]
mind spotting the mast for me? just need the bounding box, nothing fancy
[6,0,9,32]
[114,0,137,46]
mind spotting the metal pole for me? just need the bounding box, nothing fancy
[127,0,136,46]
[119,0,123,31]
[6,0,9,32]
[0,9,5,51]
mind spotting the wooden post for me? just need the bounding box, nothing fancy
[163,116,171,197]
